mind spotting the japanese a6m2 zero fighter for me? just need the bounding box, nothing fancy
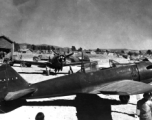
[1,61,152,113]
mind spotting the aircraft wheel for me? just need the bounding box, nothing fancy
[20,62,27,67]
[9,62,14,66]
[33,56,39,62]
[119,95,130,104]
[26,63,31,67]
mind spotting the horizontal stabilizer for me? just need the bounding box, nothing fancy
[5,88,36,101]
[92,80,152,95]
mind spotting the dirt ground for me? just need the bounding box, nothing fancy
[0,57,142,120]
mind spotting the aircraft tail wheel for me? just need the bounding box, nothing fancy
[119,95,130,104]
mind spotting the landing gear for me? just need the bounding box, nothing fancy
[45,66,50,76]
[9,62,14,66]
[33,56,40,62]
[119,95,130,104]
[20,62,26,67]
[46,70,50,76]
[20,62,31,67]
[68,66,73,74]
[26,63,31,67]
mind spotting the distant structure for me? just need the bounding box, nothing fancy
[0,35,14,59]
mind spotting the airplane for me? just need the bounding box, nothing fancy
[109,59,134,67]
[109,58,149,68]
[33,50,90,63]
[129,56,149,62]
[6,51,91,75]
[67,52,90,63]
[1,60,152,113]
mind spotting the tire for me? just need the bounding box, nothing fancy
[26,63,31,67]
[33,56,39,62]
[20,62,27,67]
[9,62,14,66]
[119,95,130,104]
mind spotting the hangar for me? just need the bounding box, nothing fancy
[0,35,14,59]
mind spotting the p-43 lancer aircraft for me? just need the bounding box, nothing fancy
[1,61,152,113]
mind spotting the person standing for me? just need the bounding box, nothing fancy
[136,92,152,120]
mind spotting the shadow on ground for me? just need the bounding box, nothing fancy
[0,94,135,120]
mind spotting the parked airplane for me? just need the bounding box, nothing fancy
[67,52,90,63]
[7,52,89,75]
[7,51,91,75]
[109,58,149,68]
[33,50,90,63]
[129,56,149,62]
[1,61,152,113]
[109,59,134,67]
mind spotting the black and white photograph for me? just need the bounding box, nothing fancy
[1,0,152,120]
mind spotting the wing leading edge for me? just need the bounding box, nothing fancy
[91,80,152,95]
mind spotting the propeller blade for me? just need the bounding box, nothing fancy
[52,50,59,56]
[65,52,74,58]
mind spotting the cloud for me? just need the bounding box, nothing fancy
[1,0,152,49]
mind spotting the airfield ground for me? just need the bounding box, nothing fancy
[0,56,142,120]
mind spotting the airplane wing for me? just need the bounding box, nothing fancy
[14,60,48,66]
[63,61,91,66]
[4,88,36,101]
[90,80,152,95]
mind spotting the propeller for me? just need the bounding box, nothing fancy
[51,50,74,73]
[52,50,74,63]
[52,50,60,56]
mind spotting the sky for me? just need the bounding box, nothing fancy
[0,0,152,49]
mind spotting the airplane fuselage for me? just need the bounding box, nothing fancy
[29,63,142,99]
[1,61,152,113]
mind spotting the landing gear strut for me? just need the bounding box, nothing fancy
[68,66,73,74]
[45,66,50,76]
[119,95,130,104]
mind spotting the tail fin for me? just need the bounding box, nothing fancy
[0,64,30,92]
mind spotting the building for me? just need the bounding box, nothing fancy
[19,49,32,54]
[0,35,14,52]
[0,35,14,59]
